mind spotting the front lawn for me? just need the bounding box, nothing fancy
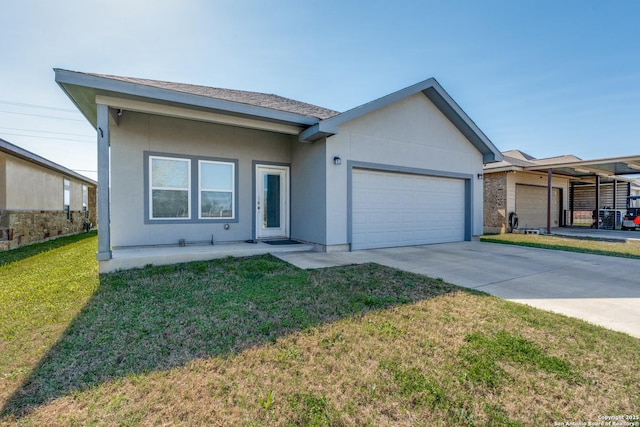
[481,232,640,259]
[1,235,638,426]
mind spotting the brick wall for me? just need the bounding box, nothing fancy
[483,172,508,234]
[0,209,90,250]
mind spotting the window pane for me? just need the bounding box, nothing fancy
[201,162,233,190]
[152,189,189,218]
[201,191,232,218]
[82,185,88,208]
[263,174,280,228]
[152,158,189,188]
[64,179,70,205]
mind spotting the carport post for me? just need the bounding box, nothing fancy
[595,175,600,229]
[613,179,617,228]
[547,168,552,234]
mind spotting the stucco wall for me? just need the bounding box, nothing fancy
[290,139,327,245]
[109,111,293,247]
[2,154,91,212]
[324,93,485,246]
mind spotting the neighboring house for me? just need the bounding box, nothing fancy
[484,149,639,233]
[0,138,97,250]
[55,70,502,271]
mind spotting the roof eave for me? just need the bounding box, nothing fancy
[54,69,321,128]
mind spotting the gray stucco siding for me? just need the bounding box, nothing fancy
[109,112,293,248]
[290,139,327,245]
[323,93,485,247]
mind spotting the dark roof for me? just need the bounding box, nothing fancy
[88,73,339,120]
[0,138,96,184]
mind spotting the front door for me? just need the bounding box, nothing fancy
[256,165,289,239]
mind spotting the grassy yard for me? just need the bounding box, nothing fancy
[0,235,639,426]
[480,232,640,259]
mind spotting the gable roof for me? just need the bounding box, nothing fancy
[0,138,96,184]
[299,78,502,163]
[55,70,502,163]
[502,149,536,161]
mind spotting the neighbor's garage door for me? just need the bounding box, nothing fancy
[515,184,560,229]
[351,169,466,250]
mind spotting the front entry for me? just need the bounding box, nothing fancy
[255,164,290,239]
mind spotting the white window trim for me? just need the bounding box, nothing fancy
[149,155,191,220]
[198,160,235,220]
[63,178,71,220]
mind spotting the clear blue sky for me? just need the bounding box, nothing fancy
[2,0,639,180]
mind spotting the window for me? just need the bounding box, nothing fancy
[82,185,88,219]
[145,152,237,223]
[199,161,235,219]
[63,179,71,220]
[149,156,190,219]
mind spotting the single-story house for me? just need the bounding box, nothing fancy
[0,138,97,250]
[55,70,502,272]
[484,149,640,233]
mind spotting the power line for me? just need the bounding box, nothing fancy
[0,110,85,121]
[0,132,94,144]
[0,99,77,113]
[0,126,93,138]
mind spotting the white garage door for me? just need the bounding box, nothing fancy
[515,184,560,229]
[351,169,466,250]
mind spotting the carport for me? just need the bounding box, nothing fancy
[523,155,640,233]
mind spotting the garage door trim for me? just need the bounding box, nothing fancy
[347,160,474,248]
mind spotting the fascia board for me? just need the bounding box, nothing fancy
[54,69,318,127]
[483,165,522,174]
[298,77,503,163]
[298,122,338,142]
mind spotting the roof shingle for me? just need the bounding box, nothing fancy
[89,73,340,120]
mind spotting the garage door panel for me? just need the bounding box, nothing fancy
[515,185,560,229]
[352,169,466,250]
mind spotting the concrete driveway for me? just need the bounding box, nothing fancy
[275,242,640,339]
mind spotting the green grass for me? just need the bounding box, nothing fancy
[0,235,638,426]
[0,231,97,267]
[480,232,640,259]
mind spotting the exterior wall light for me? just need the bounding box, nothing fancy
[477,173,483,180]
[333,156,342,166]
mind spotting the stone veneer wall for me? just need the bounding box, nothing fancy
[483,172,508,234]
[0,210,90,251]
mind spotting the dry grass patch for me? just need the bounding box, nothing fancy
[1,239,639,426]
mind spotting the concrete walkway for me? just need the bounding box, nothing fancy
[275,242,640,338]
